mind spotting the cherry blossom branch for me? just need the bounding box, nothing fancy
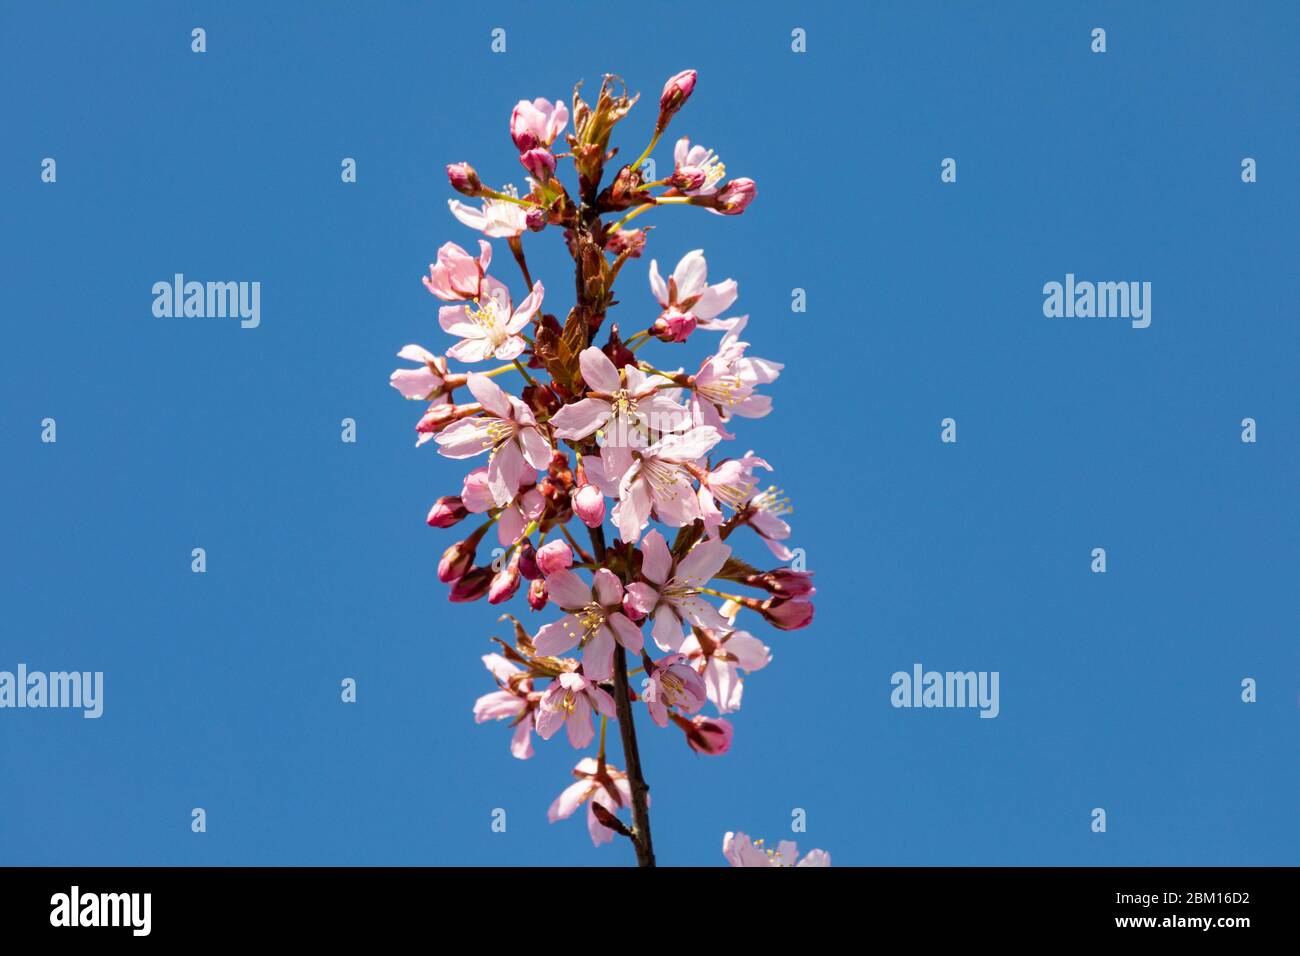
[589,523,656,867]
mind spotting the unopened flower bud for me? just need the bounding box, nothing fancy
[674,714,733,755]
[670,166,707,191]
[417,402,480,435]
[745,568,815,598]
[573,484,606,528]
[527,578,549,611]
[657,69,697,128]
[525,206,548,232]
[446,162,482,196]
[448,566,493,602]
[488,555,521,604]
[517,540,541,581]
[603,228,646,258]
[519,147,556,183]
[426,495,467,528]
[652,307,697,343]
[710,177,756,215]
[438,525,487,583]
[621,591,647,624]
[760,596,814,631]
[535,540,573,576]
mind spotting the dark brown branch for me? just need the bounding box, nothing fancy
[588,524,656,867]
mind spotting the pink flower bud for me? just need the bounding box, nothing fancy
[679,715,733,756]
[449,566,493,602]
[535,540,573,576]
[746,568,815,598]
[511,98,568,152]
[760,596,814,631]
[670,166,707,191]
[517,540,541,581]
[652,307,697,343]
[573,484,605,528]
[603,228,645,258]
[519,147,556,182]
[525,207,548,232]
[621,591,647,623]
[527,578,549,611]
[446,162,482,196]
[438,526,486,583]
[658,69,697,126]
[488,557,521,604]
[711,177,756,215]
[426,496,467,528]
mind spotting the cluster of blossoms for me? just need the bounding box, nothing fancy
[723,831,830,867]
[391,70,816,865]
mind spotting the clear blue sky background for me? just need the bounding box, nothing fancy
[2,1,1296,867]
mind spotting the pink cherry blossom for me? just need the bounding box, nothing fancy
[549,346,689,451]
[510,98,569,151]
[611,426,721,543]
[689,318,782,439]
[394,69,813,864]
[641,652,708,727]
[648,249,737,326]
[435,373,553,506]
[531,569,644,681]
[473,653,537,759]
[535,670,616,749]
[448,197,528,238]
[459,466,545,546]
[549,757,640,847]
[722,831,830,867]
[390,344,455,401]
[623,531,733,651]
[697,451,771,528]
[423,240,491,301]
[672,137,727,196]
[439,275,545,363]
[679,627,771,713]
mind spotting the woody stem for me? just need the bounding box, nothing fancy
[589,524,656,867]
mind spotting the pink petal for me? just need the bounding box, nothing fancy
[592,568,624,605]
[578,346,622,393]
[533,617,580,656]
[466,373,512,418]
[545,569,593,609]
[639,530,673,586]
[582,628,614,682]
[550,398,610,440]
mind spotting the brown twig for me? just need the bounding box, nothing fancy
[588,524,656,867]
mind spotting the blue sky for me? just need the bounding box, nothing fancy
[1,1,1296,866]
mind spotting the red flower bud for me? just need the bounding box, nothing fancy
[710,177,756,215]
[658,69,697,128]
[449,566,493,602]
[426,496,468,528]
[519,148,556,183]
[672,713,733,755]
[446,162,483,196]
[517,540,541,581]
[488,555,522,604]
[760,596,814,631]
[527,578,549,611]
